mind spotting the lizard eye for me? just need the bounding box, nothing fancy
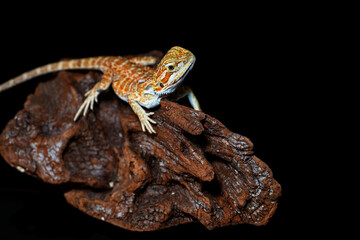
[166,64,175,72]
[158,82,164,88]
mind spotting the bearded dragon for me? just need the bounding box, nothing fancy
[0,46,201,134]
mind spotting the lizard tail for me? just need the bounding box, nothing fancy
[0,58,105,92]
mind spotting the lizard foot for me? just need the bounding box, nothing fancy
[139,112,156,134]
[74,89,100,121]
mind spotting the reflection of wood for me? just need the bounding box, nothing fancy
[0,69,281,231]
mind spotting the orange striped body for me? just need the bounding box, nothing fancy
[0,56,156,96]
[109,58,156,103]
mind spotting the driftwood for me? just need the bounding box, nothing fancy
[0,57,281,231]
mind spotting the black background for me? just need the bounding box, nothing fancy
[0,4,332,239]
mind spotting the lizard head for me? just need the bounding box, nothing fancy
[143,46,195,97]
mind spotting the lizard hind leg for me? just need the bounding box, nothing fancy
[74,70,113,121]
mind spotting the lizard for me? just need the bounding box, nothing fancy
[0,46,201,134]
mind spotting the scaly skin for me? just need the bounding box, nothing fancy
[0,46,201,134]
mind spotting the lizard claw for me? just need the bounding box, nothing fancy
[140,112,156,134]
[74,89,99,121]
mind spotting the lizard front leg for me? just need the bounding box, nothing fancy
[168,86,202,111]
[128,94,156,134]
[74,69,113,121]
